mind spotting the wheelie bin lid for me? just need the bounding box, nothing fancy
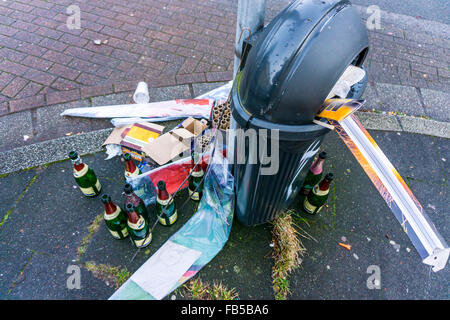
[234,0,369,126]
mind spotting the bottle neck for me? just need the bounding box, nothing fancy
[310,158,324,175]
[125,158,138,174]
[318,178,332,191]
[72,157,85,171]
[104,201,117,215]
[158,188,170,201]
[127,210,141,224]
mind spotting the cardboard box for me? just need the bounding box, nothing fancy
[143,117,208,165]
[103,122,165,161]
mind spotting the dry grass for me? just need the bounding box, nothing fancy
[182,277,239,300]
[84,261,131,289]
[271,211,316,300]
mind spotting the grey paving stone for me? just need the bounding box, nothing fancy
[0,245,34,298]
[192,82,227,97]
[148,85,191,102]
[420,88,450,122]
[375,83,425,115]
[398,116,450,139]
[35,100,94,143]
[0,111,34,153]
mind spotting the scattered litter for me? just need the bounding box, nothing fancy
[389,240,401,252]
[326,265,330,270]
[170,295,176,300]
[65,132,73,136]
[338,243,351,251]
[442,158,446,162]
[269,243,274,248]
[72,185,77,189]
[23,135,30,141]
[406,247,411,253]
[385,234,390,239]
[233,265,241,274]
[353,253,359,260]
[94,39,108,45]
[427,204,436,211]
[341,236,347,242]
[366,237,371,242]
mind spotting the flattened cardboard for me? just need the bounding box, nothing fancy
[102,122,164,161]
[143,117,208,165]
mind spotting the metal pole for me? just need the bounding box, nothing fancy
[233,0,267,77]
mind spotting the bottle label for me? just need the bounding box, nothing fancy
[128,216,146,230]
[190,169,204,178]
[313,186,329,196]
[125,167,140,179]
[157,196,173,206]
[133,232,152,248]
[159,210,178,226]
[103,206,121,221]
[188,189,200,201]
[73,165,88,178]
[303,198,317,213]
[77,179,101,196]
[109,228,128,239]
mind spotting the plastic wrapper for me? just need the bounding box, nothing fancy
[109,82,233,127]
[60,99,214,120]
[110,145,234,300]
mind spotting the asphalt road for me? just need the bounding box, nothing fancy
[351,0,450,24]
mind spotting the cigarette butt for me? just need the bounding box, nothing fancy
[338,243,351,251]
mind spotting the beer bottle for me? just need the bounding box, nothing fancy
[123,153,141,179]
[69,151,101,197]
[300,151,327,195]
[125,203,152,248]
[155,181,177,226]
[101,194,128,240]
[303,173,334,215]
[188,152,204,201]
[124,183,148,222]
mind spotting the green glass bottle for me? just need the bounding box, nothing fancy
[123,153,141,179]
[101,194,128,240]
[69,151,101,197]
[124,183,148,222]
[303,173,334,215]
[300,151,327,195]
[156,181,178,226]
[188,152,204,201]
[125,203,152,248]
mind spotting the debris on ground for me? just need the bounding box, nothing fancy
[271,212,309,300]
[338,242,351,251]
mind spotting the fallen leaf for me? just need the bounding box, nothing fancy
[20,229,24,233]
[338,243,351,251]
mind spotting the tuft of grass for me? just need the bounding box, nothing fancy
[271,211,316,300]
[77,214,103,261]
[182,278,239,300]
[84,261,131,289]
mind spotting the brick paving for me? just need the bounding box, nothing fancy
[0,0,448,116]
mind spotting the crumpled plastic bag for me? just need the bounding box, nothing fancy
[110,144,234,300]
[326,65,366,99]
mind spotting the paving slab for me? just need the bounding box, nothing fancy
[420,89,450,123]
[0,110,34,153]
[375,83,425,116]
